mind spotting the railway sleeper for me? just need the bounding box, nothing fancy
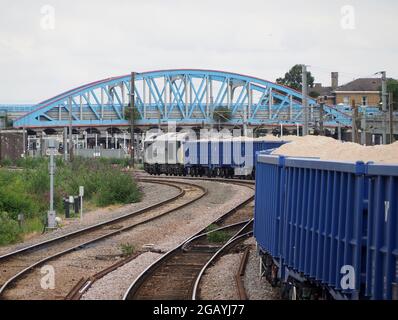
[187,245,222,252]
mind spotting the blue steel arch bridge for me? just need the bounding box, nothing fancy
[12,69,352,130]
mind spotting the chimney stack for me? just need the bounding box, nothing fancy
[331,72,339,89]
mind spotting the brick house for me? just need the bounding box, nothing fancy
[334,77,382,106]
[311,73,382,107]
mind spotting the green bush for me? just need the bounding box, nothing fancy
[0,158,12,167]
[0,212,21,245]
[207,229,231,243]
[213,106,232,122]
[15,157,46,169]
[0,157,141,246]
[120,243,135,256]
[110,158,130,167]
[206,224,219,232]
[95,170,141,206]
[21,216,45,235]
[0,170,42,220]
[24,165,49,195]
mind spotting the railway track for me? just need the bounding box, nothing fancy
[192,229,253,300]
[123,182,255,301]
[65,177,255,300]
[0,179,207,299]
[133,171,255,186]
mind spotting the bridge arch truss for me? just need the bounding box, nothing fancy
[14,69,350,129]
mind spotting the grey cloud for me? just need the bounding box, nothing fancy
[0,0,397,103]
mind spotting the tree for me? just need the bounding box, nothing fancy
[212,106,232,123]
[387,79,398,111]
[378,79,398,111]
[5,116,13,128]
[276,64,315,91]
[124,103,141,121]
[309,91,320,99]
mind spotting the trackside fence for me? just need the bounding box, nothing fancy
[254,154,398,300]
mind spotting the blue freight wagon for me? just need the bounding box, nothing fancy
[184,140,286,178]
[254,154,398,300]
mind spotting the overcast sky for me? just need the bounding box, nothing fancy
[0,0,397,103]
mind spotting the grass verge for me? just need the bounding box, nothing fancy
[0,157,141,246]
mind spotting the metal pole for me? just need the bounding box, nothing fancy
[63,127,67,161]
[227,79,231,109]
[68,97,73,161]
[49,154,54,212]
[210,79,214,129]
[352,99,358,143]
[319,101,324,136]
[47,139,56,229]
[80,195,83,221]
[381,71,387,145]
[244,83,249,136]
[302,65,309,135]
[269,88,273,120]
[158,109,161,131]
[143,78,147,119]
[361,113,367,145]
[185,76,189,118]
[206,77,209,119]
[22,127,26,156]
[130,72,136,167]
[389,92,395,143]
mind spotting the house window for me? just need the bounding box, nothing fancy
[362,96,368,106]
[343,96,350,105]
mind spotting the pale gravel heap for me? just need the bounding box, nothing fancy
[272,135,398,164]
[199,253,242,300]
[242,238,280,300]
[81,252,162,300]
[0,182,180,256]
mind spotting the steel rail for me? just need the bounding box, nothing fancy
[65,180,252,300]
[65,251,143,300]
[0,179,208,298]
[122,187,255,300]
[235,247,251,300]
[66,180,255,301]
[135,174,256,186]
[0,179,183,262]
[191,223,253,300]
[66,221,252,300]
